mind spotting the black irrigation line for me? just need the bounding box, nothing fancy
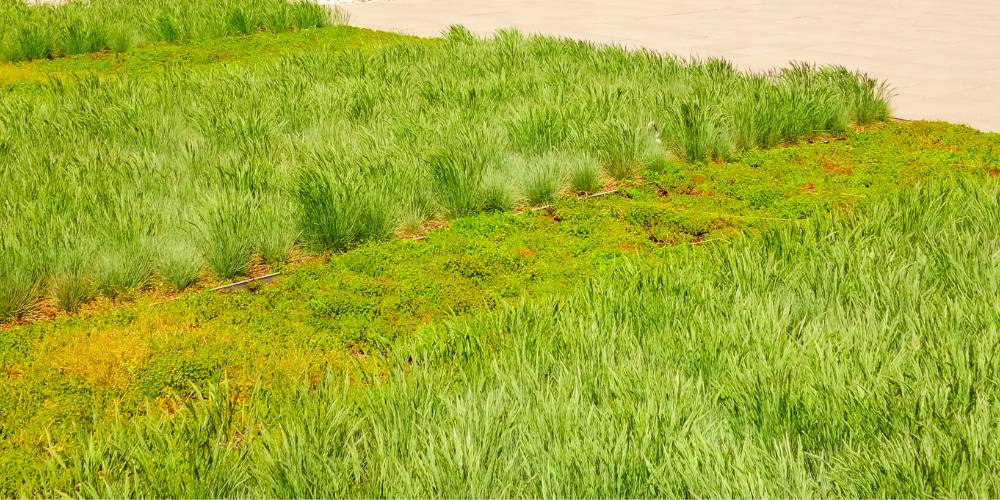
[141,111,913,310]
[164,157,871,300]
[178,118,906,294]
[405,189,620,242]
[529,188,619,213]
[148,271,281,306]
[208,272,281,293]
[154,183,808,303]
[148,188,622,306]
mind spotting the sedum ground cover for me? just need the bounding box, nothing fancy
[1,15,1000,498]
[1,24,890,320]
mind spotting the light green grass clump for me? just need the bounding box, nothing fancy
[39,176,1000,497]
[0,26,891,319]
[0,0,343,62]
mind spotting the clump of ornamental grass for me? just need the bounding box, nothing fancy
[295,166,360,252]
[480,170,517,212]
[507,107,573,155]
[593,121,663,180]
[254,198,299,266]
[156,238,204,291]
[281,0,345,30]
[662,96,734,162]
[833,68,893,124]
[566,152,604,193]
[444,24,478,44]
[195,194,257,280]
[295,163,400,253]
[49,254,95,314]
[95,241,155,299]
[153,12,183,42]
[521,153,567,205]
[427,145,493,217]
[395,181,437,234]
[0,251,39,321]
[354,177,401,244]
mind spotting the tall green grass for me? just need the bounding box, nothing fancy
[0,0,343,62]
[38,175,999,496]
[0,27,891,319]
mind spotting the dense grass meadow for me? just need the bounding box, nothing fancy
[32,176,1000,497]
[0,0,343,62]
[0,25,891,320]
[4,10,1000,497]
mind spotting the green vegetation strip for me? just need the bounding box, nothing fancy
[29,172,1000,497]
[0,26,410,89]
[2,21,999,496]
[0,0,343,63]
[4,119,1000,494]
[1,25,889,320]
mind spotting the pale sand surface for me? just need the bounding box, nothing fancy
[335,0,1000,131]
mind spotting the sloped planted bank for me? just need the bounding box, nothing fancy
[0,25,891,320]
[40,176,1000,497]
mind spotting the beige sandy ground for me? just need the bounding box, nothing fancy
[334,0,1000,132]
